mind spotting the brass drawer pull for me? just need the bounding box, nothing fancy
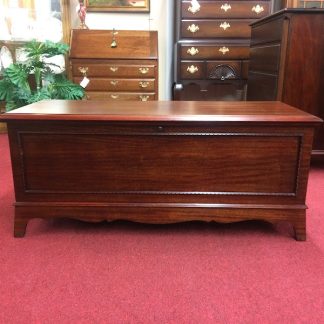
[139,81,149,88]
[188,0,201,14]
[187,47,199,56]
[139,67,149,74]
[219,46,229,54]
[110,66,119,72]
[220,22,230,30]
[139,95,149,101]
[187,24,199,33]
[110,80,119,86]
[78,67,88,77]
[252,5,264,14]
[110,94,119,99]
[187,65,199,74]
[221,4,231,12]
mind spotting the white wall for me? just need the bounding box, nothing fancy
[69,0,173,100]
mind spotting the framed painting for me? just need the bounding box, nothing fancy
[87,0,150,12]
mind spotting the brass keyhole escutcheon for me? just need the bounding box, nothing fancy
[110,28,118,48]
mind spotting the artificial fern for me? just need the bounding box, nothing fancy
[50,76,85,100]
[3,64,31,92]
[0,40,84,111]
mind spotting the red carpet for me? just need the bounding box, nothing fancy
[0,133,324,322]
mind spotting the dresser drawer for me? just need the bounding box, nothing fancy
[73,78,155,91]
[174,80,246,100]
[182,1,271,19]
[181,61,205,79]
[182,19,253,38]
[250,17,284,45]
[181,60,244,80]
[247,72,278,100]
[72,63,156,78]
[206,61,242,80]
[242,60,249,79]
[180,44,250,59]
[249,44,281,73]
[86,91,156,101]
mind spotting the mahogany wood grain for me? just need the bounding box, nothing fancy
[85,92,156,101]
[181,20,253,39]
[69,30,158,59]
[249,44,281,74]
[71,61,156,78]
[180,44,250,60]
[72,78,156,92]
[174,81,246,101]
[181,1,271,19]
[247,72,278,100]
[250,16,284,45]
[3,100,320,122]
[1,100,321,240]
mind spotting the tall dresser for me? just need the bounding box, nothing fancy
[69,30,158,101]
[173,0,275,100]
[247,9,324,156]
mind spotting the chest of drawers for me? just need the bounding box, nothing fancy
[173,0,273,100]
[247,9,324,156]
[69,30,158,101]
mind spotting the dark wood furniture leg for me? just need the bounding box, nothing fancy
[14,208,29,238]
[292,211,306,241]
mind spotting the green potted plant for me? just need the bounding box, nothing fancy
[0,40,84,111]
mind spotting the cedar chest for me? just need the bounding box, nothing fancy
[0,100,321,239]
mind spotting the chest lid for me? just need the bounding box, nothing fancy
[69,29,158,60]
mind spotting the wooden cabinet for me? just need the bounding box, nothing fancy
[69,30,158,101]
[173,0,274,101]
[247,9,324,155]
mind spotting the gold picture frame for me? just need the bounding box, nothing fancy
[87,0,150,12]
